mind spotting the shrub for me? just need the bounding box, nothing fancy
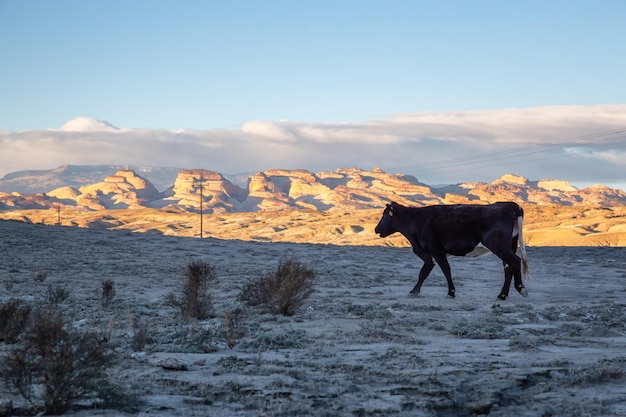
[167,260,216,320]
[239,256,314,316]
[240,328,309,350]
[0,298,31,344]
[219,308,247,348]
[32,270,48,283]
[101,279,116,307]
[129,317,153,351]
[91,379,142,412]
[2,309,115,414]
[176,322,217,353]
[46,283,71,306]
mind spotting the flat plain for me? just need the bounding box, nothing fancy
[1,219,626,416]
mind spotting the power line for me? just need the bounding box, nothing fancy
[388,129,625,172]
[385,129,626,177]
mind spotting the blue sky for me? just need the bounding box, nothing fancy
[1,0,625,189]
[2,0,625,130]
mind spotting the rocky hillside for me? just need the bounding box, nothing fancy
[0,165,180,193]
[1,167,626,213]
[437,174,626,207]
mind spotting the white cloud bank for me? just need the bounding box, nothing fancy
[1,105,625,189]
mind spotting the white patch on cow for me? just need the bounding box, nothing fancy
[465,243,491,258]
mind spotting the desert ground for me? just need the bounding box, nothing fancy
[1,219,626,416]
[2,204,626,247]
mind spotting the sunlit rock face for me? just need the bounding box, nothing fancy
[432,174,625,207]
[1,168,625,212]
[154,169,247,213]
[537,179,577,192]
[77,170,160,209]
[47,186,81,200]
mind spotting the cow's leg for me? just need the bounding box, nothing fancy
[508,235,527,298]
[498,236,516,299]
[510,254,527,297]
[433,254,456,298]
[485,234,527,299]
[495,252,526,299]
[410,257,435,295]
[499,262,513,300]
[507,234,527,298]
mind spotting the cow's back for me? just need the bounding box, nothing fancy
[414,203,520,255]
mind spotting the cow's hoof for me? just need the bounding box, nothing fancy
[448,292,455,298]
[519,287,528,298]
[497,294,507,301]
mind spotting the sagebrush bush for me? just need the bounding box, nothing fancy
[2,309,115,415]
[32,270,48,282]
[0,298,31,343]
[167,260,216,320]
[239,256,314,316]
[101,279,116,307]
[220,308,247,348]
[47,283,71,305]
[129,317,153,351]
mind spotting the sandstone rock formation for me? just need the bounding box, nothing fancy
[77,170,160,209]
[1,168,626,214]
[153,169,246,213]
[0,192,50,210]
[440,174,626,206]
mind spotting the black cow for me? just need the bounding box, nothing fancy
[375,201,530,300]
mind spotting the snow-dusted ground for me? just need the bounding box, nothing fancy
[1,220,626,416]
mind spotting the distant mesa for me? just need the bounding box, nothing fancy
[1,167,625,214]
[0,165,181,195]
[58,117,121,132]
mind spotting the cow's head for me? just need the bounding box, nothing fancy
[375,202,400,238]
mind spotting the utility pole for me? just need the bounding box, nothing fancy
[57,205,61,226]
[199,175,203,239]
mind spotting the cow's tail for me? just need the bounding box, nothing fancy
[517,214,530,282]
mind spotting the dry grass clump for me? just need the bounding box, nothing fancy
[101,279,116,307]
[130,318,153,352]
[32,269,48,282]
[46,283,71,306]
[346,302,392,319]
[238,255,314,316]
[2,309,116,415]
[561,358,625,386]
[219,308,247,348]
[0,298,31,344]
[450,319,507,340]
[167,260,217,320]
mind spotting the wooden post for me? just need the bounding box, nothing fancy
[199,176,203,239]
